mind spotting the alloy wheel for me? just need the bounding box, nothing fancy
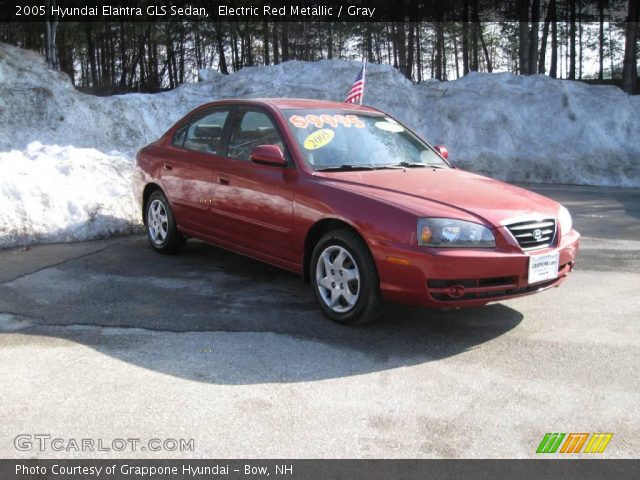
[315,245,360,313]
[147,199,169,245]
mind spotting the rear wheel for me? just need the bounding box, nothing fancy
[310,229,383,325]
[145,190,184,254]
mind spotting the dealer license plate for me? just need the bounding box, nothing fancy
[528,251,560,284]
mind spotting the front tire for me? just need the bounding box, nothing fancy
[145,190,184,254]
[310,229,383,325]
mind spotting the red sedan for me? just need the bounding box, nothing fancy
[134,99,579,325]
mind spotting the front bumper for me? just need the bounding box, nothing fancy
[374,228,580,308]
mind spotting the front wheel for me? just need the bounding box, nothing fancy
[145,190,184,254]
[310,229,383,325]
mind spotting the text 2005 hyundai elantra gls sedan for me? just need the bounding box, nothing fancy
[134,99,579,325]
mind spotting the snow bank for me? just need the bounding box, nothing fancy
[0,143,140,247]
[1,42,639,246]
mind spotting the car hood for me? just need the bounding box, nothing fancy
[314,168,560,226]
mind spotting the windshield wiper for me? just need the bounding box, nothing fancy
[316,163,429,172]
[388,161,446,169]
[315,164,378,172]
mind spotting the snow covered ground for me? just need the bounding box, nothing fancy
[1,42,639,246]
[0,143,139,247]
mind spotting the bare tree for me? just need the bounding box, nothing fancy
[529,0,540,74]
[598,0,606,79]
[517,0,531,74]
[621,0,639,93]
[45,0,58,68]
[550,0,558,78]
[569,0,577,79]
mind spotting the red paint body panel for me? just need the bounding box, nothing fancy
[134,99,580,308]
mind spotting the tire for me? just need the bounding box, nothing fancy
[310,229,383,325]
[145,190,185,254]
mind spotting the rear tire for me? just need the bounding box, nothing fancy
[310,229,383,325]
[145,190,185,254]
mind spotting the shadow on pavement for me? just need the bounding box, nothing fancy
[0,236,523,384]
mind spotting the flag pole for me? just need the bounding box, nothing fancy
[360,61,366,106]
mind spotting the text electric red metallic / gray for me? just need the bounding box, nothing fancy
[134,99,579,324]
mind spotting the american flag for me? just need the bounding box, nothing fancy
[345,63,366,105]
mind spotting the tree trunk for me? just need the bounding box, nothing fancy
[273,23,280,64]
[453,26,460,78]
[85,24,98,87]
[621,0,639,93]
[529,0,540,74]
[569,0,577,79]
[57,24,74,82]
[517,0,531,75]
[462,0,470,75]
[263,20,270,65]
[471,0,479,71]
[392,24,398,68]
[435,22,443,80]
[416,24,422,82]
[579,8,583,79]
[45,0,58,69]
[281,23,289,61]
[407,23,415,80]
[598,0,605,80]
[386,24,393,65]
[396,22,408,78]
[609,22,615,77]
[479,24,493,72]
[365,24,374,62]
[244,26,254,66]
[538,0,552,74]
[375,29,383,63]
[550,0,558,78]
[215,24,228,74]
[119,22,127,87]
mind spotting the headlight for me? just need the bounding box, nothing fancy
[417,218,495,247]
[558,205,573,233]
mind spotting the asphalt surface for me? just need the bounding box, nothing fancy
[0,184,638,458]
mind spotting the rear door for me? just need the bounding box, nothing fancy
[210,107,296,263]
[160,107,231,235]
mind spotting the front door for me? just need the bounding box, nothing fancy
[211,108,296,263]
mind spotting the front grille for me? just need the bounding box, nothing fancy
[505,218,557,251]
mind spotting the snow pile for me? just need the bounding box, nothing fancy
[1,42,639,246]
[413,74,640,187]
[0,142,139,247]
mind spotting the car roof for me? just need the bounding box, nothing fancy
[200,98,381,113]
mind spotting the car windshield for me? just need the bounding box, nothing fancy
[284,109,449,171]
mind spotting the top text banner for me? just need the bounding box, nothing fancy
[1,0,634,23]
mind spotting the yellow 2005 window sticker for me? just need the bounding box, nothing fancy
[303,129,335,150]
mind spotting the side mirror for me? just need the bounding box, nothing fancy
[434,145,448,160]
[250,145,287,167]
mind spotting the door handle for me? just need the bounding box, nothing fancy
[218,175,230,185]
[163,163,173,171]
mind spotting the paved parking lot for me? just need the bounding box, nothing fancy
[0,184,638,458]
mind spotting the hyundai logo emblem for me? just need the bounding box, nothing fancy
[532,229,543,241]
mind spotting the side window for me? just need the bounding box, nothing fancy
[182,109,229,154]
[227,110,286,161]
